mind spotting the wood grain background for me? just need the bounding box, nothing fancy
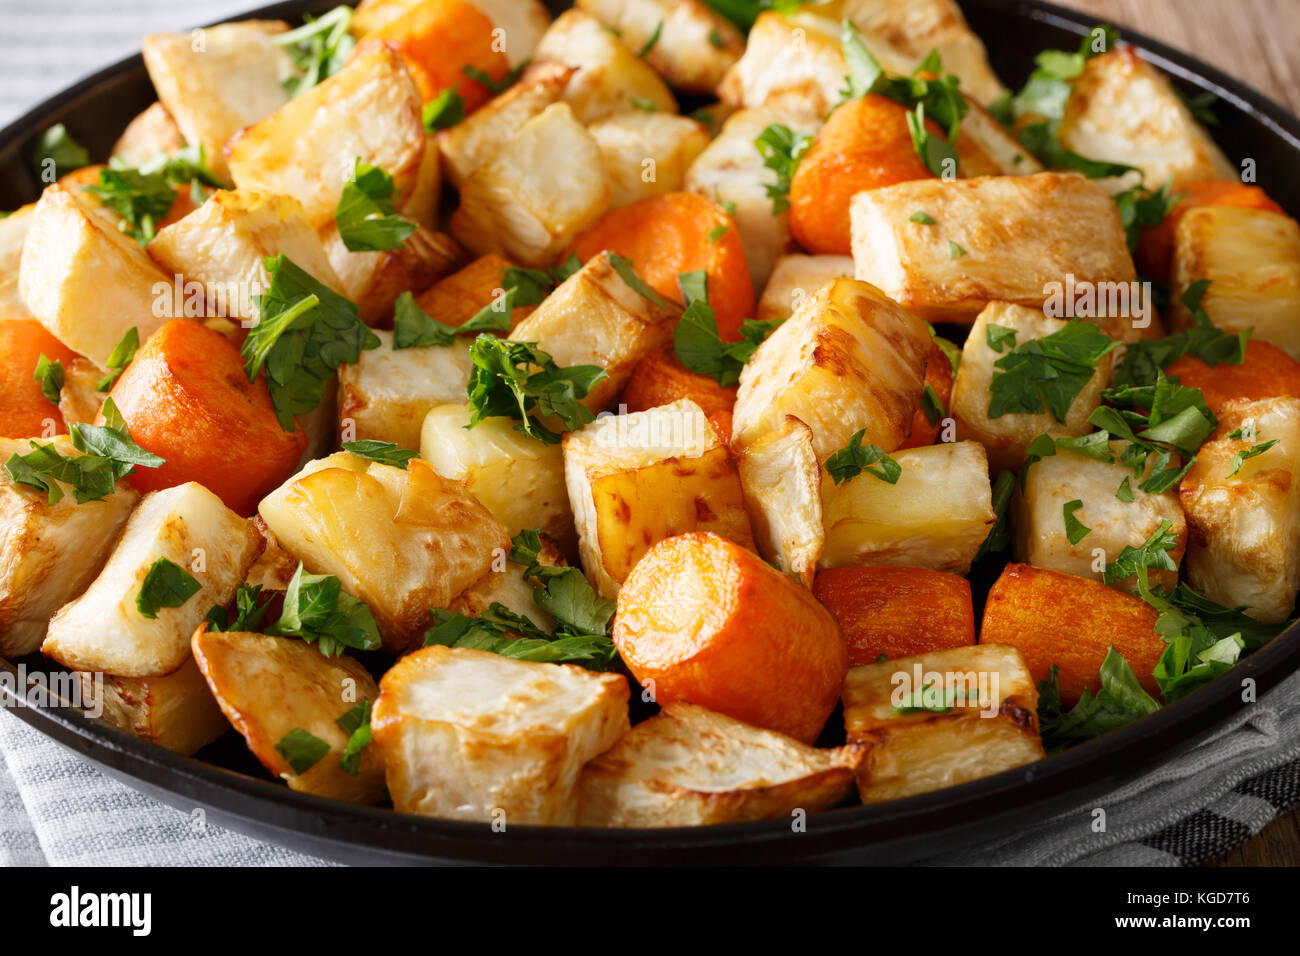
[1057,0,1299,867]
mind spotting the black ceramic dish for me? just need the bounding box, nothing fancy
[1,0,1298,866]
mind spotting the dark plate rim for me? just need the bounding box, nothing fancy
[2,0,1299,864]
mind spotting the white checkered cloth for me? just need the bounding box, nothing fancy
[1,0,1298,868]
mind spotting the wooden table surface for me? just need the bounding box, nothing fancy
[1051,0,1299,867]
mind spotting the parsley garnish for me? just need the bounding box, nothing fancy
[269,563,382,658]
[34,354,63,405]
[275,6,355,98]
[205,583,274,633]
[499,254,581,308]
[893,681,975,714]
[242,255,380,431]
[824,429,902,484]
[1062,499,1091,544]
[638,21,663,57]
[462,63,524,95]
[1116,475,1135,502]
[948,239,967,259]
[466,337,605,444]
[34,124,88,179]
[96,327,140,391]
[754,123,812,214]
[975,469,1016,560]
[1037,649,1161,752]
[672,271,780,386]
[136,557,202,620]
[334,160,415,252]
[422,89,466,132]
[1102,518,1178,585]
[276,728,330,774]
[985,323,1017,353]
[910,210,937,225]
[83,146,227,245]
[920,384,945,426]
[341,439,418,469]
[337,700,372,775]
[391,289,512,349]
[987,321,1119,423]
[1110,280,1248,389]
[1228,438,1278,477]
[1178,89,1219,126]
[1114,181,1180,253]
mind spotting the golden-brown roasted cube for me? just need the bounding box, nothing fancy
[1016,440,1187,595]
[0,435,139,657]
[148,189,345,322]
[731,278,931,462]
[534,9,677,122]
[589,112,710,210]
[842,644,1045,804]
[18,185,171,366]
[141,21,295,181]
[192,628,386,804]
[225,46,431,230]
[421,403,574,549]
[578,702,865,827]
[952,302,1114,472]
[576,0,744,93]
[756,254,855,321]
[507,251,679,410]
[820,440,995,574]
[735,415,824,587]
[718,10,847,115]
[451,102,609,267]
[564,399,754,597]
[257,455,508,651]
[111,102,187,166]
[1170,206,1300,360]
[337,329,473,451]
[1179,397,1300,622]
[322,223,465,326]
[684,96,824,293]
[81,657,230,756]
[42,482,261,677]
[1059,47,1234,194]
[371,644,630,824]
[850,172,1137,324]
[0,203,34,318]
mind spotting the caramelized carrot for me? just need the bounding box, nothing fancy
[357,0,508,112]
[413,253,531,329]
[1166,339,1300,414]
[1137,180,1284,284]
[613,532,847,743]
[980,564,1165,705]
[900,341,954,449]
[621,346,737,442]
[106,319,306,514]
[0,321,80,438]
[813,566,974,667]
[788,95,937,256]
[569,193,754,341]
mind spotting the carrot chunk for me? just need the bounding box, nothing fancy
[620,346,736,442]
[1165,339,1300,414]
[413,253,532,329]
[0,320,80,438]
[613,531,847,743]
[106,319,306,514]
[979,564,1165,705]
[569,192,754,341]
[813,566,974,667]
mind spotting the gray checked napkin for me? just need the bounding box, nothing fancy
[2,0,1299,868]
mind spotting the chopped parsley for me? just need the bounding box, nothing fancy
[1102,518,1178,585]
[672,271,781,386]
[269,563,382,658]
[1114,181,1180,253]
[1228,437,1278,477]
[136,557,202,620]
[1037,649,1161,753]
[341,440,418,469]
[275,6,355,97]
[34,354,64,405]
[391,290,510,349]
[82,146,226,245]
[987,320,1119,423]
[754,123,813,214]
[205,583,274,633]
[985,323,1017,353]
[275,728,330,774]
[910,210,937,225]
[422,89,466,132]
[466,337,606,444]
[1110,281,1248,389]
[96,327,140,391]
[1062,499,1091,544]
[638,21,663,57]
[337,700,372,775]
[333,160,415,252]
[824,429,902,485]
[948,240,967,259]
[975,469,1017,560]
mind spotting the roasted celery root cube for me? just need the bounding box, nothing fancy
[421,403,574,550]
[507,251,679,410]
[952,302,1113,472]
[756,254,855,321]
[1170,207,1300,360]
[148,189,345,322]
[337,329,473,451]
[735,415,824,587]
[451,103,609,267]
[192,628,386,804]
[42,482,261,677]
[354,0,551,68]
[578,702,864,827]
[225,47,429,230]
[111,102,186,166]
[564,400,754,598]
[842,644,1045,804]
[534,9,677,122]
[437,61,574,190]
[589,112,710,210]
[83,657,230,756]
[718,10,847,114]
[575,0,744,93]
[981,563,1165,704]
[18,185,170,367]
[1016,440,1187,595]
[0,436,139,658]
[813,566,975,667]
[731,278,931,462]
[1059,47,1234,193]
[820,441,996,574]
[322,223,465,326]
[258,457,508,652]
[0,203,34,319]
[1179,397,1300,623]
[371,644,630,824]
[447,533,567,628]
[850,172,1136,324]
[685,97,823,293]
[141,21,294,180]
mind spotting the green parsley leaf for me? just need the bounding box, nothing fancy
[270,563,382,657]
[824,429,902,484]
[629,96,657,112]
[242,255,380,431]
[500,254,581,307]
[275,6,355,98]
[1102,519,1179,585]
[1037,648,1161,752]
[638,21,663,57]
[1177,89,1219,126]
[83,164,178,246]
[920,384,945,426]
[136,557,202,620]
[334,160,416,252]
[909,210,937,225]
[708,28,726,49]
[462,62,525,95]
[1116,475,1135,502]
[34,124,89,179]
[96,327,140,391]
[1062,499,1091,544]
[422,89,466,132]
[70,397,166,475]
[1055,430,1115,462]
[672,272,780,386]
[893,681,976,715]
[754,123,813,214]
[3,440,122,505]
[391,289,512,349]
[947,239,967,259]
[708,224,728,243]
[1228,438,1278,477]
[466,337,605,444]
[34,354,64,405]
[205,583,273,633]
[337,700,372,775]
[275,728,330,774]
[987,321,1119,423]
[975,469,1017,561]
[985,323,1017,353]
[608,253,667,307]
[1114,181,1180,253]
[341,440,419,469]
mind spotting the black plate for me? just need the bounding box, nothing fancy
[2,0,1299,865]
